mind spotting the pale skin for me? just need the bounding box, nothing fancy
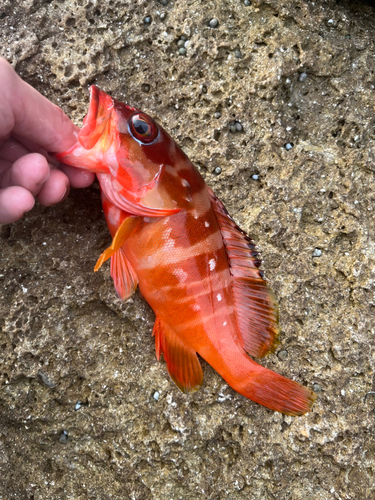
[0,58,95,224]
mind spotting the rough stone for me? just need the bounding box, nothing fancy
[1,0,375,499]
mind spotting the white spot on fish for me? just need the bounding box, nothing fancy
[163,238,175,251]
[181,179,190,188]
[217,294,222,301]
[192,304,201,311]
[209,259,216,271]
[223,321,227,326]
[205,221,210,227]
[173,268,188,283]
[162,227,173,240]
[108,206,120,227]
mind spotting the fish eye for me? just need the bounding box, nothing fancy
[129,113,158,144]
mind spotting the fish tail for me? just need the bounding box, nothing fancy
[236,365,316,416]
[203,348,316,416]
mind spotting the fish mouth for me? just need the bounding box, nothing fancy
[78,85,114,150]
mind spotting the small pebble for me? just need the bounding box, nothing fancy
[313,384,322,393]
[214,166,222,175]
[244,0,252,5]
[201,84,207,94]
[59,431,68,444]
[180,35,187,41]
[142,83,150,92]
[153,391,160,401]
[327,19,334,25]
[177,39,185,48]
[277,350,288,360]
[234,49,242,59]
[285,143,293,150]
[252,174,259,180]
[75,401,83,411]
[209,18,218,28]
[299,72,307,82]
[214,112,221,118]
[230,122,242,133]
[179,48,187,56]
[159,0,168,5]
[184,40,189,48]
[312,248,322,257]
[144,16,152,25]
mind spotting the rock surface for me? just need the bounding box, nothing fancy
[1,0,375,498]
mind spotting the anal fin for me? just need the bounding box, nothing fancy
[209,188,280,358]
[153,318,203,393]
[110,248,138,301]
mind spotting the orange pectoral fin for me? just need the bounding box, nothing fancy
[153,319,203,394]
[110,248,139,301]
[94,216,141,271]
[209,188,280,358]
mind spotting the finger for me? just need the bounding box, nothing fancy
[0,185,35,224]
[1,153,50,195]
[0,58,79,152]
[0,137,29,163]
[37,168,70,206]
[7,134,61,167]
[10,133,45,153]
[59,164,95,188]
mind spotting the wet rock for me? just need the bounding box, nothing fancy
[1,0,375,498]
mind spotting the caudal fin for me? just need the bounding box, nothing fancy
[239,366,316,416]
[202,345,316,416]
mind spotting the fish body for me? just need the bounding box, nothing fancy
[56,86,315,415]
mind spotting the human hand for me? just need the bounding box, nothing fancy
[0,58,95,224]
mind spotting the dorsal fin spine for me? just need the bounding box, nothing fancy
[208,188,280,358]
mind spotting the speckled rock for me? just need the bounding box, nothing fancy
[1,1,375,499]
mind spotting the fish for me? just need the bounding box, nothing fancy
[55,86,316,416]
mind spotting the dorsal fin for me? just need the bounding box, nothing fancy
[152,318,203,393]
[208,188,280,358]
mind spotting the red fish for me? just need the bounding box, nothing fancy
[55,86,316,415]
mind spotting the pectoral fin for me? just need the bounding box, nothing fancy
[94,216,141,271]
[153,318,203,393]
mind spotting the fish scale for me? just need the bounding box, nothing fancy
[55,85,316,415]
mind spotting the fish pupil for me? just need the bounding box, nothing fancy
[134,119,149,136]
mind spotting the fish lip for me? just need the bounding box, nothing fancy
[79,85,100,146]
[78,85,113,150]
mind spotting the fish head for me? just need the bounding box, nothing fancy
[56,86,196,215]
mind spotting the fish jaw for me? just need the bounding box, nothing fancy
[79,85,114,150]
[53,86,120,174]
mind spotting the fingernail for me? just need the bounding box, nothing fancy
[59,185,70,202]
